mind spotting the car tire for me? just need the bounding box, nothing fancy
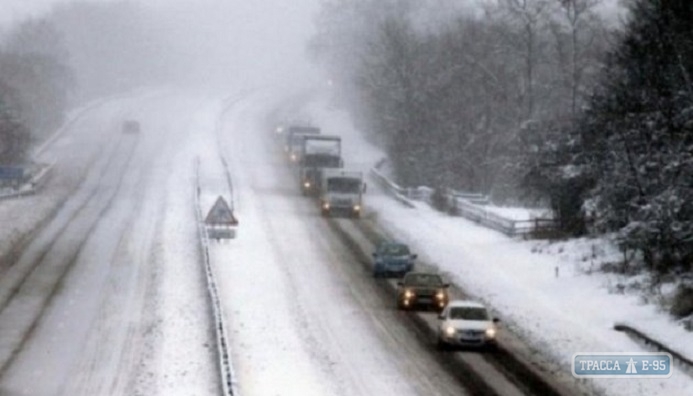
[437,337,450,351]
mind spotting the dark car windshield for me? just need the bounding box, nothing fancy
[403,273,443,286]
[381,244,410,256]
[449,307,490,320]
[327,178,361,193]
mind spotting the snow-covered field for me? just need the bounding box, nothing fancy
[307,91,693,396]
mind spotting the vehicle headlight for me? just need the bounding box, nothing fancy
[322,202,330,210]
[404,289,415,298]
[291,154,297,161]
[304,181,311,188]
[485,327,497,338]
[353,205,361,212]
[435,291,445,300]
[444,326,456,336]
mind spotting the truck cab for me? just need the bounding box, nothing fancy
[285,126,320,163]
[319,169,366,218]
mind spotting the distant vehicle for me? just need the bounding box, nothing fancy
[396,272,449,311]
[437,300,499,350]
[285,125,320,162]
[299,135,343,196]
[122,120,141,134]
[319,169,366,218]
[372,242,416,278]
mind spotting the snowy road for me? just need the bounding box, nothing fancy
[0,92,218,396]
[0,88,582,396]
[204,92,549,396]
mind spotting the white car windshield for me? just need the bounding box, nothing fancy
[449,307,489,320]
[381,244,410,255]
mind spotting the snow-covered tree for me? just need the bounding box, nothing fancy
[1,18,73,140]
[574,0,693,272]
[0,81,30,165]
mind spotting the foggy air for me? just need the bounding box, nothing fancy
[0,1,691,396]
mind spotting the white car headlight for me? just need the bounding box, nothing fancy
[444,326,456,336]
[404,290,414,298]
[485,327,497,338]
[435,291,445,300]
[353,205,361,212]
[304,181,311,188]
[322,202,330,210]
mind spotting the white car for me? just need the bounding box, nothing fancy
[437,300,499,350]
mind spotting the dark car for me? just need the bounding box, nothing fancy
[372,242,416,278]
[122,120,141,134]
[396,272,449,312]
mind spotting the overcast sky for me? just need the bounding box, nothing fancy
[1,0,323,90]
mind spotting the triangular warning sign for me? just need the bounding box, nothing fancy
[205,196,238,225]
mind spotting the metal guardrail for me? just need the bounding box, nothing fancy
[194,158,237,396]
[370,160,415,208]
[371,158,558,237]
[614,323,693,375]
[0,163,54,201]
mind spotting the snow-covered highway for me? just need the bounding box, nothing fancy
[0,88,581,396]
[0,92,220,396]
[3,87,685,396]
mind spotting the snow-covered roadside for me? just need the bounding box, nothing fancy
[306,92,693,396]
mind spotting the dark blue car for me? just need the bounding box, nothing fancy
[372,242,417,278]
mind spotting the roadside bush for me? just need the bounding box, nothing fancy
[670,286,693,319]
[430,187,453,214]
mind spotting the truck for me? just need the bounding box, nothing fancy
[299,135,343,196]
[319,169,366,218]
[285,125,320,163]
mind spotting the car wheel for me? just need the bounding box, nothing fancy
[437,337,450,351]
[485,342,499,352]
